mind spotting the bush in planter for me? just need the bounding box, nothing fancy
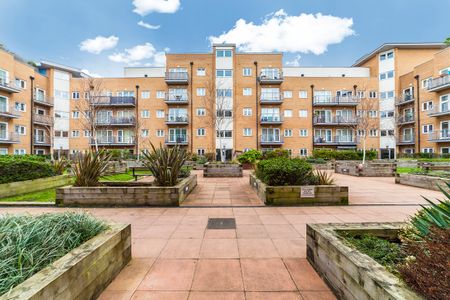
[73,151,112,187]
[312,149,377,161]
[263,149,290,159]
[256,157,317,186]
[52,158,69,175]
[196,156,208,165]
[237,149,262,165]
[0,156,55,184]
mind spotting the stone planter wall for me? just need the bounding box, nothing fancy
[249,174,348,206]
[2,223,131,300]
[0,175,71,198]
[105,161,128,175]
[335,161,396,177]
[203,163,243,177]
[395,173,450,191]
[56,174,197,207]
[306,223,421,300]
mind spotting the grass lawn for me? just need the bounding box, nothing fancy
[99,170,150,182]
[0,188,56,202]
[396,167,422,174]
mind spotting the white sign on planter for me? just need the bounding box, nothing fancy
[300,186,315,198]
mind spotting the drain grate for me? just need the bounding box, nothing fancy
[207,218,236,229]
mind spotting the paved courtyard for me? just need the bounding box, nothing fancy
[0,172,443,300]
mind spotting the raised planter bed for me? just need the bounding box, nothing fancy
[335,161,396,177]
[306,222,421,300]
[56,174,197,207]
[395,173,450,191]
[203,163,243,177]
[0,175,71,198]
[2,223,131,300]
[249,174,348,206]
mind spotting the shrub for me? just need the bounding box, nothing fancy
[52,158,68,175]
[0,157,55,184]
[73,151,112,187]
[0,154,48,162]
[179,166,192,178]
[306,157,326,164]
[256,157,316,186]
[263,149,290,159]
[237,149,262,164]
[314,170,335,185]
[204,152,215,162]
[196,156,208,164]
[312,149,377,161]
[142,143,188,186]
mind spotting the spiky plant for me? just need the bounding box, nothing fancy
[73,151,112,186]
[141,143,188,186]
[314,170,335,185]
[52,158,69,175]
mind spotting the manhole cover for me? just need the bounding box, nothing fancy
[207,218,236,229]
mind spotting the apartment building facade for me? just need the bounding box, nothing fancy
[0,43,448,158]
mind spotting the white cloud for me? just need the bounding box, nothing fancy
[138,20,161,30]
[209,10,354,55]
[108,42,166,66]
[285,55,301,66]
[79,35,119,54]
[81,69,102,78]
[133,0,180,16]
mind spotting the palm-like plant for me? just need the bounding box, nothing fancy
[73,151,112,186]
[314,170,335,185]
[141,143,188,186]
[52,158,69,175]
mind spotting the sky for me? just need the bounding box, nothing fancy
[0,0,448,77]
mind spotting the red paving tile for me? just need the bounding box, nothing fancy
[191,259,244,291]
[241,258,297,291]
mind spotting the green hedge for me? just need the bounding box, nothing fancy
[0,157,56,184]
[0,154,48,162]
[237,149,262,164]
[256,157,317,186]
[312,149,378,161]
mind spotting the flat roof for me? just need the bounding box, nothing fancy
[39,60,87,78]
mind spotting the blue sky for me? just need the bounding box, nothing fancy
[0,0,448,77]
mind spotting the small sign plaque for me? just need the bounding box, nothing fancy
[300,186,315,198]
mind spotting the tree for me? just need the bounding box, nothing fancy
[444,37,450,46]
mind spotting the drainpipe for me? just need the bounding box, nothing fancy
[190,61,194,153]
[254,61,259,150]
[310,84,314,150]
[30,76,35,154]
[135,85,139,157]
[414,75,421,154]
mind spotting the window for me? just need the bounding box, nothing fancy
[356,91,365,98]
[369,129,378,137]
[284,129,293,137]
[423,148,433,154]
[216,69,232,77]
[197,88,206,96]
[156,130,164,137]
[283,91,292,98]
[197,68,206,76]
[141,110,150,118]
[72,92,80,99]
[243,108,252,116]
[299,129,308,137]
[156,110,165,118]
[196,108,206,116]
[14,78,26,89]
[14,125,26,135]
[439,67,450,75]
[72,111,79,119]
[197,128,206,136]
[243,88,252,96]
[243,128,252,136]
[380,130,394,137]
[422,77,432,89]
[141,91,150,99]
[217,110,232,118]
[299,148,308,156]
[380,51,394,61]
[14,149,26,155]
[141,129,149,137]
[197,148,205,155]
[299,90,308,99]
[216,89,232,97]
[216,130,232,138]
[216,50,232,57]
[14,102,26,112]
[117,91,134,97]
[84,130,91,137]
[422,124,433,134]
[284,110,292,118]
[156,91,165,99]
[71,130,80,138]
[422,101,433,111]
[380,110,394,118]
[0,148,7,155]
[369,91,377,98]
[368,110,377,118]
[299,110,308,118]
[379,70,394,80]
[243,68,252,76]
[442,147,450,154]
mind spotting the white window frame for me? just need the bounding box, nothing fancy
[243,128,252,136]
[242,68,252,76]
[196,108,206,116]
[197,128,206,136]
[243,108,252,116]
[298,90,308,99]
[243,88,252,96]
[141,90,150,99]
[197,68,206,76]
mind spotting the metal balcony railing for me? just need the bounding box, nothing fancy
[260,135,284,145]
[166,114,189,124]
[313,96,359,106]
[95,117,136,126]
[260,92,283,104]
[165,72,189,84]
[427,74,450,92]
[33,95,54,106]
[259,70,283,84]
[260,114,283,124]
[0,78,20,93]
[33,114,54,125]
[395,94,414,106]
[93,96,136,106]
[397,135,415,145]
[90,136,135,145]
[0,105,20,118]
[397,114,415,124]
[165,134,189,145]
[313,116,358,125]
[165,93,189,104]
[427,106,450,117]
[34,134,51,145]
[428,130,450,142]
[314,136,357,145]
[0,132,20,143]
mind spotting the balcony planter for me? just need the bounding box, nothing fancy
[56,174,197,206]
[307,223,421,300]
[203,162,243,177]
[335,161,396,177]
[395,173,450,191]
[2,223,131,300]
[249,174,348,206]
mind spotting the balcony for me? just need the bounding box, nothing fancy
[427,74,450,92]
[0,105,20,119]
[165,134,189,145]
[165,72,189,85]
[33,96,54,107]
[95,117,136,126]
[313,96,359,106]
[90,136,135,146]
[397,135,415,145]
[166,114,189,125]
[397,114,415,125]
[93,96,136,107]
[0,132,20,144]
[258,70,283,84]
[260,93,283,105]
[428,130,450,143]
[0,78,20,93]
[260,115,283,125]
[33,114,54,126]
[395,94,414,106]
[165,94,189,105]
[427,106,450,117]
[313,116,358,126]
[34,135,51,146]
[313,136,357,146]
[260,135,284,146]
